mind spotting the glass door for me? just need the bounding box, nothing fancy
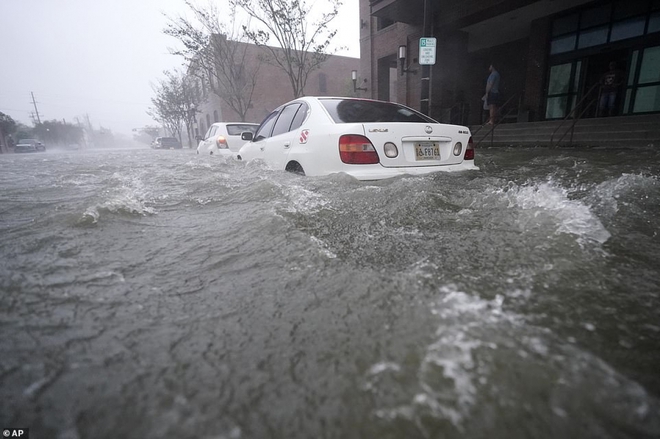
[624,45,660,114]
[545,60,582,119]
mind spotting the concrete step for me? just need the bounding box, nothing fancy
[469,114,660,146]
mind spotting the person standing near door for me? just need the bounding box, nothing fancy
[598,61,624,117]
[484,63,501,125]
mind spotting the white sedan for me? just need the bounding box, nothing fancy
[196,122,259,156]
[237,97,478,180]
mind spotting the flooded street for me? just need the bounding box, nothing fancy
[1,145,659,439]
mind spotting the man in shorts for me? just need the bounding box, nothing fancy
[484,63,501,125]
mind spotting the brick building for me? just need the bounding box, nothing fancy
[360,0,660,125]
[192,37,360,137]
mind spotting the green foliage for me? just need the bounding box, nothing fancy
[15,123,33,141]
[0,112,17,135]
[32,120,84,145]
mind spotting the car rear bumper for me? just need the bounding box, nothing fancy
[334,161,479,181]
[15,146,37,153]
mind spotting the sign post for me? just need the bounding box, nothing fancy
[419,37,437,66]
[419,37,436,115]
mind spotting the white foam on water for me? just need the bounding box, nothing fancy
[365,285,660,434]
[487,179,611,245]
[366,287,516,428]
[588,172,659,216]
[309,235,337,259]
[79,172,156,223]
[281,184,331,214]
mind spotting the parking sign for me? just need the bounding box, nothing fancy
[419,37,436,65]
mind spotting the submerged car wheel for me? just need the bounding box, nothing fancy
[285,161,305,176]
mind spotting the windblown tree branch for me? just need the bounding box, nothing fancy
[164,1,261,122]
[230,0,343,98]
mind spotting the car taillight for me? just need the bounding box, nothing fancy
[216,136,228,149]
[339,135,379,164]
[464,137,475,160]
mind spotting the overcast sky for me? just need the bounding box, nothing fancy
[0,0,359,136]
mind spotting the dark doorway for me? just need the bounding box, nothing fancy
[377,55,397,102]
[583,49,628,117]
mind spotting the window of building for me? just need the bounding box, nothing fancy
[545,61,581,119]
[610,16,646,41]
[551,34,577,54]
[577,26,609,49]
[624,45,660,113]
[648,11,660,32]
[206,114,211,129]
[213,110,219,123]
[318,73,327,94]
[377,17,394,31]
[550,1,658,55]
[638,46,660,84]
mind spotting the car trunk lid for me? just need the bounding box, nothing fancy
[361,123,468,167]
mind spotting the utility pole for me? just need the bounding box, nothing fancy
[31,92,42,124]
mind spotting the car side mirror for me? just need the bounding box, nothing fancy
[241,132,254,141]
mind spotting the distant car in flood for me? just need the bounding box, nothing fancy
[15,139,46,153]
[152,137,182,149]
[196,122,259,156]
[237,97,478,180]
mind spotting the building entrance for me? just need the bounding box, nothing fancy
[583,49,628,118]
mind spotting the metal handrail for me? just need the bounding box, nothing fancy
[438,101,466,125]
[473,93,519,147]
[550,83,600,147]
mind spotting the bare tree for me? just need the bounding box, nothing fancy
[165,1,261,122]
[148,70,200,146]
[230,0,342,98]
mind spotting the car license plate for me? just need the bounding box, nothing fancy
[415,142,440,160]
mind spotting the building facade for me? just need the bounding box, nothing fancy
[361,0,660,125]
[192,38,360,137]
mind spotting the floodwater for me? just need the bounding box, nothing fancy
[1,145,659,439]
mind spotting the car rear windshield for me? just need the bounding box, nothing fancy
[19,139,36,143]
[320,99,437,124]
[160,137,179,144]
[226,124,258,135]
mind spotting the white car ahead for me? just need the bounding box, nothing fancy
[237,97,478,180]
[196,122,259,156]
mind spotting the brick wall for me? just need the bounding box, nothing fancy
[197,42,359,127]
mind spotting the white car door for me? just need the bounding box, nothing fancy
[201,125,217,150]
[240,111,279,162]
[262,103,303,170]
